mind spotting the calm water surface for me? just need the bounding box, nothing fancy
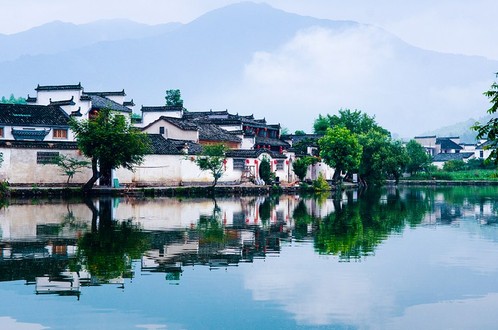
[1,186,498,329]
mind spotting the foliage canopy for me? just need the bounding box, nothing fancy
[70,108,151,191]
[193,144,228,187]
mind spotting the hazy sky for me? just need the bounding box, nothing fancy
[1,0,497,60]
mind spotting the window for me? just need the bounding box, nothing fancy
[480,151,484,158]
[159,126,165,134]
[53,129,68,139]
[233,159,245,170]
[37,152,59,164]
[276,160,284,170]
[0,127,4,137]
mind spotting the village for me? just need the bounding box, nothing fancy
[0,83,492,188]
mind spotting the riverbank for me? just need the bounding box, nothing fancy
[7,179,497,198]
[5,182,309,198]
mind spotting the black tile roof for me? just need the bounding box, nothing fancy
[26,95,37,103]
[198,123,242,143]
[436,138,463,150]
[414,135,436,139]
[226,149,287,159]
[183,110,229,119]
[88,95,132,113]
[70,108,83,117]
[35,83,82,91]
[476,140,494,149]
[433,152,474,162]
[0,140,78,149]
[0,104,70,127]
[12,129,50,141]
[147,134,202,155]
[141,106,185,112]
[123,99,135,107]
[255,136,290,147]
[80,95,91,101]
[49,96,75,106]
[164,116,198,130]
[280,134,323,143]
[84,90,126,97]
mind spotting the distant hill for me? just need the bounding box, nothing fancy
[0,19,181,61]
[420,114,493,143]
[0,2,496,137]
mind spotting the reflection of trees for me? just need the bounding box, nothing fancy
[312,188,427,260]
[292,200,315,240]
[70,198,149,282]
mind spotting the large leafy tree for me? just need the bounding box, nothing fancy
[314,109,389,136]
[70,108,151,191]
[357,131,409,185]
[193,144,227,187]
[473,73,498,164]
[384,140,409,183]
[165,89,183,107]
[318,126,362,182]
[405,140,430,174]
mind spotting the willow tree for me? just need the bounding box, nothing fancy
[70,108,151,191]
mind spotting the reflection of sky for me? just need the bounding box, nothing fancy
[243,222,498,329]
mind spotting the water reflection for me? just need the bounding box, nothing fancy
[1,187,498,328]
[1,188,497,289]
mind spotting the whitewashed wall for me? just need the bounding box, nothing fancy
[142,120,198,141]
[0,148,92,184]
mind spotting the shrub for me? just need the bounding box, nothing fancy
[313,173,330,191]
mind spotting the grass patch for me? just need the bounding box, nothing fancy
[408,169,498,181]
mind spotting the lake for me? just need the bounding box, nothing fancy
[1,186,498,329]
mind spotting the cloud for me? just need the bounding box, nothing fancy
[219,24,493,137]
[226,25,396,133]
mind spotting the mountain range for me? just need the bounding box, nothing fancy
[0,1,496,138]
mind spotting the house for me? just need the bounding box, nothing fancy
[27,83,134,122]
[475,140,494,160]
[226,149,289,183]
[115,134,250,186]
[138,105,185,127]
[414,135,477,169]
[183,110,288,152]
[432,152,475,169]
[2,83,299,186]
[0,103,74,142]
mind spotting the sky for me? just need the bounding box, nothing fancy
[1,0,498,60]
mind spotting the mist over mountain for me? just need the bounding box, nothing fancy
[0,19,181,61]
[0,2,496,138]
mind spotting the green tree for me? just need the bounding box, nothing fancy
[54,154,91,186]
[314,109,389,136]
[0,94,26,104]
[165,89,183,107]
[69,108,151,191]
[294,130,306,136]
[473,73,498,164]
[292,156,312,181]
[384,140,409,183]
[318,126,362,182]
[193,144,227,187]
[406,140,430,174]
[259,156,272,184]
